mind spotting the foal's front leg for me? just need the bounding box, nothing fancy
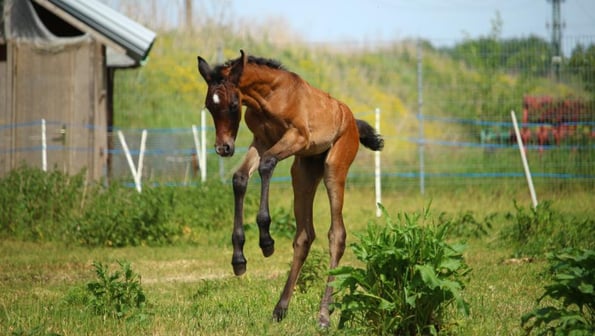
[230,146,260,276]
[256,155,276,257]
[257,128,310,258]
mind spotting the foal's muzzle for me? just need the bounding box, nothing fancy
[215,142,235,157]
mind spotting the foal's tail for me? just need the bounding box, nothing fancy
[356,119,384,151]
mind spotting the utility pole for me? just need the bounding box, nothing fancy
[547,0,565,80]
[185,0,193,31]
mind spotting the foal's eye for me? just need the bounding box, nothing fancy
[230,97,239,109]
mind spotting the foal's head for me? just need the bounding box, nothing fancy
[197,50,247,157]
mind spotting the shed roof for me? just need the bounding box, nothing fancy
[32,0,155,65]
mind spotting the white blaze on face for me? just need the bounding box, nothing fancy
[212,93,220,105]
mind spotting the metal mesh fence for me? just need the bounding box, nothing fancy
[412,35,594,191]
[2,37,593,191]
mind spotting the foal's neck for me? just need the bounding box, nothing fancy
[239,64,294,111]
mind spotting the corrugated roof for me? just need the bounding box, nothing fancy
[32,0,155,63]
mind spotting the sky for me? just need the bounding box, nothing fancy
[229,0,595,53]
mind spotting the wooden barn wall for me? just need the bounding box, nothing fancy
[5,38,107,181]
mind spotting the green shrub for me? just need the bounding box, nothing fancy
[502,201,595,257]
[0,167,245,247]
[330,205,470,335]
[439,210,494,239]
[168,181,237,231]
[86,261,147,320]
[0,166,84,241]
[521,248,595,335]
[270,206,296,240]
[295,248,327,294]
[71,184,179,247]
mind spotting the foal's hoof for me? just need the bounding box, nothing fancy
[231,260,247,276]
[260,240,275,258]
[272,306,287,322]
[319,309,332,328]
[318,317,330,329]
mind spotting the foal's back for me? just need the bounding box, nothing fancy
[241,61,359,157]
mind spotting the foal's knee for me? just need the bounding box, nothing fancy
[295,229,316,248]
[259,156,277,177]
[232,172,248,194]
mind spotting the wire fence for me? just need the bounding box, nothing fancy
[411,35,595,192]
[1,110,593,191]
[2,37,594,192]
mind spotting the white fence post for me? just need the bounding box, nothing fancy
[201,108,207,182]
[417,39,425,195]
[117,129,147,193]
[192,108,208,182]
[374,108,382,217]
[511,110,538,209]
[41,119,47,172]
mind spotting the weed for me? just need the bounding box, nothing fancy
[295,248,327,293]
[270,207,296,240]
[72,185,178,247]
[169,181,238,232]
[439,210,495,239]
[330,205,470,335]
[86,261,147,320]
[521,248,595,335]
[0,166,84,241]
[10,325,61,336]
[502,201,595,257]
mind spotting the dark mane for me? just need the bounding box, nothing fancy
[209,54,287,82]
[217,54,286,71]
[247,56,286,71]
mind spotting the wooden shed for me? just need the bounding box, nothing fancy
[0,0,155,181]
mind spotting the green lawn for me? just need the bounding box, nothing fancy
[1,184,593,335]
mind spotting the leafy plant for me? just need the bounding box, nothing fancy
[330,205,470,335]
[10,325,61,336]
[86,261,147,319]
[168,181,239,232]
[72,185,179,247]
[0,166,84,241]
[295,248,327,293]
[439,210,494,239]
[502,201,595,257]
[522,248,595,335]
[270,207,296,240]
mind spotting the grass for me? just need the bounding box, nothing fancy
[1,184,593,335]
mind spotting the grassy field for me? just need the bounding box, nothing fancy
[2,20,593,336]
[1,182,593,335]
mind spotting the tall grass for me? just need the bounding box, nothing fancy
[0,167,594,334]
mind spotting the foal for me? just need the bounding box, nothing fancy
[197,50,383,327]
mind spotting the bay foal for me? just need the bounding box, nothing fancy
[197,50,383,327]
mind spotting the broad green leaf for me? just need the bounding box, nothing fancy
[578,282,593,295]
[415,264,440,289]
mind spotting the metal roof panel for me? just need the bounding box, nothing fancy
[34,0,155,63]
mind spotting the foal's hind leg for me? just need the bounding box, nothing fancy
[318,130,359,327]
[273,155,324,322]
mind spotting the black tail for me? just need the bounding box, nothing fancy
[356,119,384,151]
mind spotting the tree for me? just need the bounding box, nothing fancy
[568,43,595,96]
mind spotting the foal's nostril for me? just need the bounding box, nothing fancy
[216,143,234,157]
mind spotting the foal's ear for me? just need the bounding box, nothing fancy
[197,56,211,82]
[229,50,246,85]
